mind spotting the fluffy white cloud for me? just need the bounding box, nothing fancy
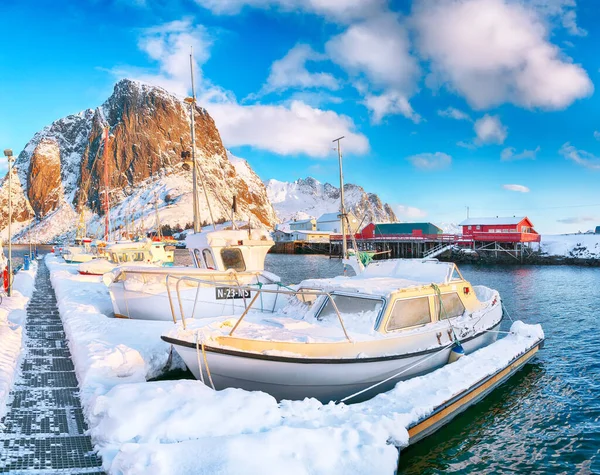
[326,13,421,122]
[557,216,598,224]
[206,100,369,157]
[194,0,386,22]
[559,143,600,170]
[413,0,593,110]
[407,152,452,170]
[117,19,369,158]
[528,0,587,36]
[474,114,507,145]
[395,204,428,219]
[503,184,530,193]
[438,107,471,121]
[263,44,339,93]
[135,19,212,95]
[363,91,421,124]
[501,146,540,160]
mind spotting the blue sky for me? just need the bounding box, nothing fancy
[1,0,599,233]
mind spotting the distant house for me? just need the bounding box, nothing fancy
[360,222,442,239]
[316,212,360,233]
[289,218,316,231]
[458,216,540,242]
[290,230,331,243]
[273,230,293,242]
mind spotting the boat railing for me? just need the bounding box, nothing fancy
[165,274,352,342]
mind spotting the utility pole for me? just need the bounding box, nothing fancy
[3,149,13,296]
[333,136,347,263]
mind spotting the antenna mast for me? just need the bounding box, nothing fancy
[333,136,347,262]
[103,127,111,242]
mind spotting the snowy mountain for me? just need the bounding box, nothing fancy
[265,177,397,224]
[6,79,278,242]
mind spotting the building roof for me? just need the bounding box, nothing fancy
[371,222,442,233]
[459,216,528,226]
[291,218,315,225]
[293,230,332,235]
[316,212,341,222]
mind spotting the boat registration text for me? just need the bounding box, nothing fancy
[215,287,251,300]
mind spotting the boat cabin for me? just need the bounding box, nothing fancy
[106,240,174,265]
[185,229,275,273]
[298,259,483,335]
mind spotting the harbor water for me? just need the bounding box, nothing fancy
[199,253,598,474]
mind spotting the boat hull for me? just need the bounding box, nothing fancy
[110,282,283,321]
[164,321,501,403]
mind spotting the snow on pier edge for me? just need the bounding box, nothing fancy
[0,261,38,420]
[45,254,544,475]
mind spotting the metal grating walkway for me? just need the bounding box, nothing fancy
[0,261,104,474]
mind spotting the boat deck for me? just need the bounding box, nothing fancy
[0,261,104,473]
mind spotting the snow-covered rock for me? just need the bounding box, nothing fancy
[11,79,278,243]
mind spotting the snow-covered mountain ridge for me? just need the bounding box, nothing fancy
[6,79,278,242]
[265,177,397,224]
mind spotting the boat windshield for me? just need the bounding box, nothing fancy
[221,248,246,272]
[317,294,383,324]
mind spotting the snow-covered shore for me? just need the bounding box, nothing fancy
[0,260,38,419]
[540,234,600,260]
[45,254,544,474]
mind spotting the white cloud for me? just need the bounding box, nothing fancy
[474,114,507,145]
[395,204,428,219]
[206,100,369,157]
[363,91,421,124]
[438,107,471,121]
[594,131,600,141]
[114,19,369,158]
[326,13,421,122]
[503,184,530,193]
[263,44,339,93]
[557,216,598,224]
[194,0,387,22]
[501,146,540,160]
[407,152,452,170]
[529,0,587,36]
[559,143,600,170]
[457,140,476,150]
[413,0,593,110]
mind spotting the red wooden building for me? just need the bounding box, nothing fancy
[459,216,540,243]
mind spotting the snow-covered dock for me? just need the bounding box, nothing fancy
[39,253,545,474]
[0,260,104,473]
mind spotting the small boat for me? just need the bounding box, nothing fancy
[103,229,283,320]
[78,239,175,275]
[62,238,96,264]
[162,259,504,403]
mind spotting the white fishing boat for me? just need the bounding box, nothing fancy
[104,229,283,320]
[78,239,174,275]
[162,259,504,403]
[62,238,96,264]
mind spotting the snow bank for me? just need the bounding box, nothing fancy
[90,318,543,474]
[541,234,600,259]
[45,254,184,412]
[0,261,38,419]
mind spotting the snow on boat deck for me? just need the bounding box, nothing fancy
[43,254,544,474]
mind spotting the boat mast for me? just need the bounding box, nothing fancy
[155,192,162,240]
[188,49,201,234]
[103,127,111,242]
[333,136,347,261]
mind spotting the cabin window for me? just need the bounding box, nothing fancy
[203,249,216,269]
[317,294,383,323]
[450,267,463,282]
[467,226,472,231]
[386,297,431,332]
[476,225,481,230]
[193,249,205,269]
[221,248,246,272]
[434,293,466,320]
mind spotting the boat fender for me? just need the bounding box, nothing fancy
[2,268,8,292]
[448,343,465,364]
